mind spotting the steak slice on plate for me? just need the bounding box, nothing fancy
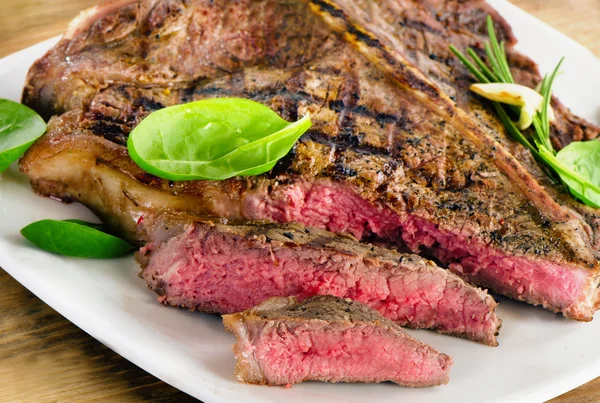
[138,214,501,345]
[223,295,452,387]
[20,0,600,320]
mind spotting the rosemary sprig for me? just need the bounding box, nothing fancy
[485,17,514,83]
[450,15,600,208]
[467,48,499,82]
[531,63,562,154]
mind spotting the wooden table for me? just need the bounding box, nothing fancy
[1,1,599,402]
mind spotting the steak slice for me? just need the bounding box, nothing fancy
[138,214,501,345]
[222,295,452,387]
[20,0,600,321]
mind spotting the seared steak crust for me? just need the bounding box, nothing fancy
[138,214,501,344]
[223,295,453,386]
[20,0,600,320]
[23,0,598,147]
[23,0,336,120]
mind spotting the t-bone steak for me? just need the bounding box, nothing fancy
[20,0,600,320]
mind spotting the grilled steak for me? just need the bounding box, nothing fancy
[138,214,501,344]
[223,295,452,386]
[20,0,600,320]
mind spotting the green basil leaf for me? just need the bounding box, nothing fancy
[21,219,134,258]
[0,99,46,173]
[554,141,600,208]
[127,98,312,181]
[62,219,104,228]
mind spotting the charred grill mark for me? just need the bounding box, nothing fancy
[381,159,399,176]
[402,19,444,36]
[331,162,358,178]
[396,115,416,139]
[134,170,164,187]
[268,142,298,177]
[436,199,475,213]
[133,97,165,112]
[181,85,197,103]
[88,121,128,145]
[302,131,386,157]
[328,99,345,111]
[193,85,233,97]
[377,113,400,127]
[309,0,346,19]
[192,81,278,104]
[347,26,382,49]
[270,95,300,123]
[332,59,361,146]
[122,188,139,207]
[396,67,440,100]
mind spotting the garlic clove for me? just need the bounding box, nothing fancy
[517,102,536,131]
[470,83,555,130]
[547,105,556,123]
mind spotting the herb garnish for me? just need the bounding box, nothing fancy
[21,219,134,258]
[128,98,312,181]
[450,16,600,208]
[0,99,46,173]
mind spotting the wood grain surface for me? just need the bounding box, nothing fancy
[1,1,599,402]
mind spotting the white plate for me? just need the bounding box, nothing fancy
[1,1,600,402]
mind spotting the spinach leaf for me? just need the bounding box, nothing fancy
[21,219,135,258]
[127,98,312,181]
[555,141,600,208]
[0,99,46,173]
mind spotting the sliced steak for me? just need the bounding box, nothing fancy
[138,214,501,345]
[223,295,452,386]
[20,0,600,321]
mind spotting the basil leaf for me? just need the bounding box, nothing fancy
[127,98,312,181]
[0,99,46,173]
[554,141,600,208]
[62,219,106,230]
[21,219,134,258]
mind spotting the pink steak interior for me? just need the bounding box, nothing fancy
[243,179,591,317]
